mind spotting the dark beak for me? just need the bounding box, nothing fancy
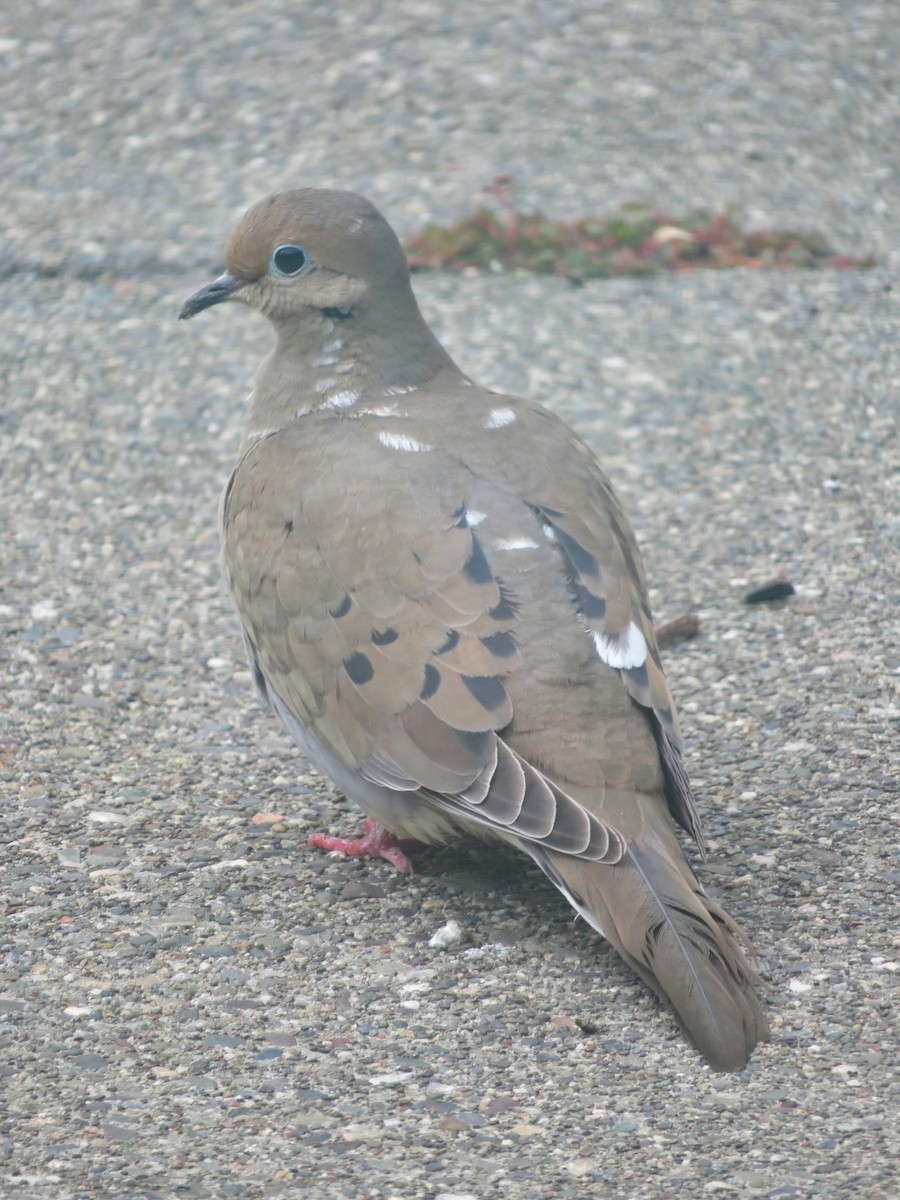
[179,273,247,320]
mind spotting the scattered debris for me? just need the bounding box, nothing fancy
[575,1016,601,1035]
[745,578,796,604]
[428,919,464,948]
[655,612,701,648]
[405,176,876,281]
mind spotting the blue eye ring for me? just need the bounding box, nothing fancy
[271,244,307,276]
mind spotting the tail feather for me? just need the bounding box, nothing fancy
[533,830,769,1071]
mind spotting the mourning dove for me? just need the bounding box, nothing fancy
[180,189,769,1070]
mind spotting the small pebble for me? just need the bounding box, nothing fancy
[428,919,464,948]
[745,578,796,604]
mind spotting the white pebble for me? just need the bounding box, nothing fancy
[369,1071,413,1087]
[428,919,463,948]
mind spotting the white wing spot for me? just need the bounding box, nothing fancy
[591,622,648,670]
[541,522,557,542]
[485,407,516,429]
[378,431,432,452]
[315,377,338,393]
[323,339,344,352]
[466,509,487,526]
[384,384,418,396]
[495,537,539,551]
[312,354,339,367]
[323,390,359,410]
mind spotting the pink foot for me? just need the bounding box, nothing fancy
[307,818,421,875]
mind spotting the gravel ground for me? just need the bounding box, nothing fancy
[2,3,898,1198]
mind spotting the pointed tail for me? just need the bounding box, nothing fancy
[536,828,769,1071]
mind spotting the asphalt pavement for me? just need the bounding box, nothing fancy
[1,3,897,1198]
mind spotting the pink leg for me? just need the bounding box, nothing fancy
[307,818,421,875]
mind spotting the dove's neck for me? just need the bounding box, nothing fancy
[243,298,458,440]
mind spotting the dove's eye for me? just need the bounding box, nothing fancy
[271,244,308,276]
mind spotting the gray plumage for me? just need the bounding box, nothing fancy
[180,188,769,1070]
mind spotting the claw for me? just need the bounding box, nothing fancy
[307,818,420,875]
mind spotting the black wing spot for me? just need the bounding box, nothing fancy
[480,631,516,658]
[420,663,441,700]
[462,674,507,711]
[329,594,352,619]
[489,586,518,621]
[343,651,374,685]
[549,521,599,578]
[371,627,399,646]
[436,630,460,655]
[576,585,606,621]
[624,661,649,689]
[284,519,294,534]
[463,533,494,584]
[453,728,492,755]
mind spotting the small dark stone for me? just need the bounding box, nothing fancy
[745,578,796,603]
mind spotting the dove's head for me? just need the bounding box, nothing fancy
[179,189,416,326]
